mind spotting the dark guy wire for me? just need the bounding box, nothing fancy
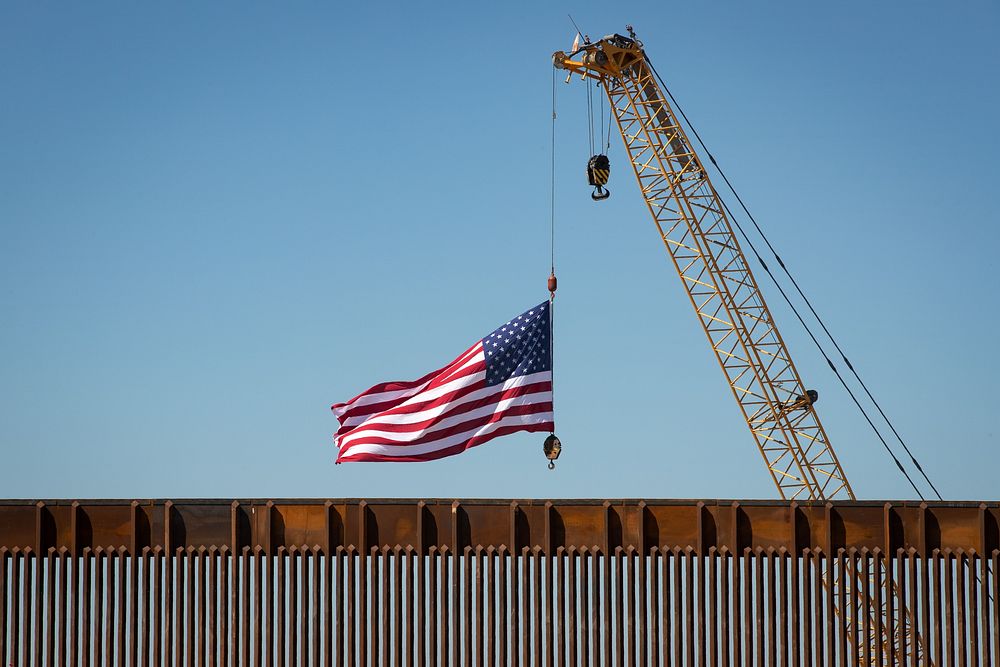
[719,195,925,500]
[567,14,584,39]
[643,56,939,500]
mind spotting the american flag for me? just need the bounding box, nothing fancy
[332,301,554,463]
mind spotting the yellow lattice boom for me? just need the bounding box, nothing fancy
[554,36,852,503]
[553,31,927,663]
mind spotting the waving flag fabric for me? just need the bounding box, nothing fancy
[332,301,554,463]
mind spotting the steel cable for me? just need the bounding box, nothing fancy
[643,56,940,500]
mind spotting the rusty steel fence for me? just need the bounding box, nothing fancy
[1,499,998,665]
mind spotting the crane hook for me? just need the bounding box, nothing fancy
[587,154,611,201]
[543,433,562,470]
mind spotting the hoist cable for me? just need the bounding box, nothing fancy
[605,85,614,153]
[550,67,556,273]
[643,57,938,500]
[549,64,558,435]
[586,79,595,156]
[600,81,606,151]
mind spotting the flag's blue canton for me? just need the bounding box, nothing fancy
[481,301,551,387]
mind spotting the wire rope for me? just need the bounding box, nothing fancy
[600,81,606,152]
[586,78,595,156]
[551,66,557,273]
[643,56,940,500]
[549,64,558,439]
[606,85,614,153]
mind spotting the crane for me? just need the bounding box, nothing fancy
[552,28,922,662]
[553,31,851,503]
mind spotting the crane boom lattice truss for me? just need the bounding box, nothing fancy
[562,39,852,502]
[553,34,926,663]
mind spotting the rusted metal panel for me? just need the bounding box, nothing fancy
[1,499,999,664]
[4,499,999,555]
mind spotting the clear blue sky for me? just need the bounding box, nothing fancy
[2,2,997,501]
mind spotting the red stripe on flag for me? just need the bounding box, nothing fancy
[338,380,552,438]
[331,343,480,413]
[336,396,553,455]
[331,301,554,464]
[334,369,549,443]
[336,420,554,463]
[332,347,484,423]
[334,360,487,427]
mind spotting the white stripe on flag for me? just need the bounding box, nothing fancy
[339,369,550,434]
[337,351,489,430]
[338,411,554,460]
[332,344,481,419]
[331,300,554,463]
[336,384,553,451]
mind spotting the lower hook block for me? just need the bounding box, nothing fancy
[543,434,562,470]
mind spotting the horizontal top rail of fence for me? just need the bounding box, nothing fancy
[0,499,997,556]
